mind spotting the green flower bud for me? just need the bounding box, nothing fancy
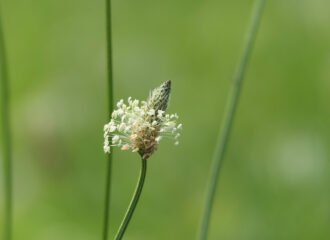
[147,80,171,112]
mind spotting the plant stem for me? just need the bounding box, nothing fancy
[114,159,147,240]
[103,0,114,239]
[0,7,13,240]
[198,1,266,239]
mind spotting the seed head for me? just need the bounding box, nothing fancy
[103,80,182,160]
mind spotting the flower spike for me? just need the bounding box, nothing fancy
[103,80,182,160]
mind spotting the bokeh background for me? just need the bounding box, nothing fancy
[1,0,330,239]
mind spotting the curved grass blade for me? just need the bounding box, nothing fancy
[198,1,267,239]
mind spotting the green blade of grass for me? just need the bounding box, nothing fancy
[103,0,114,239]
[198,1,267,239]
[0,6,13,240]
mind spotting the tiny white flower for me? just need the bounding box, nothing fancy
[112,135,120,143]
[118,123,126,131]
[104,124,110,131]
[112,111,118,118]
[117,108,124,116]
[109,125,116,132]
[117,99,124,108]
[133,99,139,106]
[157,110,165,117]
[165,121,176,127]
[147,109,155,116]
[124,126,131,133]
[104,145,110,153]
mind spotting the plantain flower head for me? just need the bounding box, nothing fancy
[103,80,182,160]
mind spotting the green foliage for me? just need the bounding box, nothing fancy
[0,0,329,239]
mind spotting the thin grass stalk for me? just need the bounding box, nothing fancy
[198,1,267,239]
[0,6,13,240]
[103,0,114,239]
[114,158,147,240]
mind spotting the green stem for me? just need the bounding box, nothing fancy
[103,0,114,239]
[198,1,266,239]
[114,159,147,240]
[0,7,13,240]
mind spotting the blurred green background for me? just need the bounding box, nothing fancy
[1,0,330,239]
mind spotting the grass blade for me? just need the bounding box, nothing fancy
[0,6,13,240]
[198,1,267,239]
[103,0,114,239]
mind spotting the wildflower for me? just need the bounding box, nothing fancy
[103,80,182,160]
